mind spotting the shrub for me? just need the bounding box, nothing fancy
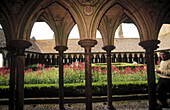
[0,81,148,98]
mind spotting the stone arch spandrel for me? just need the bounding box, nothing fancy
[136,0,169,41]
[69,0,108,40]
[22,1,74,45]
[39,2,75,46]
[98,4,125,46]
[0,0,42,41]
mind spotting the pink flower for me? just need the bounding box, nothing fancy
[101,69,107,75]
[43,64,45,68]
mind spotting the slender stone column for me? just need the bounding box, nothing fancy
[78,39,97,110]
[8,46,16,110]
[139,40,160,110]
[102,45,116,110]
[10,40,32,110]
[54,46,68,110]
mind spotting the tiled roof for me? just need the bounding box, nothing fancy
[26,37,42,53]
[33,38,145,53]
[35,39,56,53]
[33,33,170,53]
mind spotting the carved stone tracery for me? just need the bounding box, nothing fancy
[78,0,99,16]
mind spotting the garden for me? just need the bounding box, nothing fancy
[0,62,160,97]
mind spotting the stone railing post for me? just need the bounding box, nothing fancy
[102,45,116,110]
[78,39,97,110]
[10,40,32,110]
[54,46,68,110]
[139,40,160,110]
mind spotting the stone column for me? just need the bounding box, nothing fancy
[139,40,160,110]
[54,46,68,110]
[102,45,116,110]
[10,40,31,110]
[78,39,97,110]
[7,46,16,110]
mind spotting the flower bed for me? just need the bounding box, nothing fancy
[0,62,159,85]
[0,62,160,98]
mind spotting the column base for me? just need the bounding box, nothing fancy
[105,105,116,110]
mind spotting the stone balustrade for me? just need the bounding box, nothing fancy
[24,51,160,66]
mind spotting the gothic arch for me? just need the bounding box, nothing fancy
[23,0,96,44]
[92,0,157,45]
[22,1,75,46]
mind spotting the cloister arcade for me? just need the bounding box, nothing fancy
[24,52,159,66]
[0,0,170,110]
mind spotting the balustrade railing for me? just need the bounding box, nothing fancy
[24,52,161,66]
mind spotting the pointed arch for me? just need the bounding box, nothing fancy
[92,0,154,46]
[22,0,88,44]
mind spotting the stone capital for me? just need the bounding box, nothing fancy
[54,46,68,52]
[139,40,160,52]
[78,39,97,48]
[102,45,116,51]
[9,40,32,49]
[9,40,32,55]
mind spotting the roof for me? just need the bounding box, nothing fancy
[30,33,170,53]
[31,38,145,53]
[26,37,42,53]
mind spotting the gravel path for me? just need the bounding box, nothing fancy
[1,100,170,110]
[0,100,148,110]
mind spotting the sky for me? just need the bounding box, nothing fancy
[30,22,140,40]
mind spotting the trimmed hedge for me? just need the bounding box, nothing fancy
[0,81,148,98]
[25,64,58,71]
[92,63,144,70]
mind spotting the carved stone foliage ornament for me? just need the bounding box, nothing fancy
[55,14,64,21]
[78,0,99,16]
[83,6,93,16]
[8,0,25,15]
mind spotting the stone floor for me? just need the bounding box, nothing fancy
[0,100,170,110]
